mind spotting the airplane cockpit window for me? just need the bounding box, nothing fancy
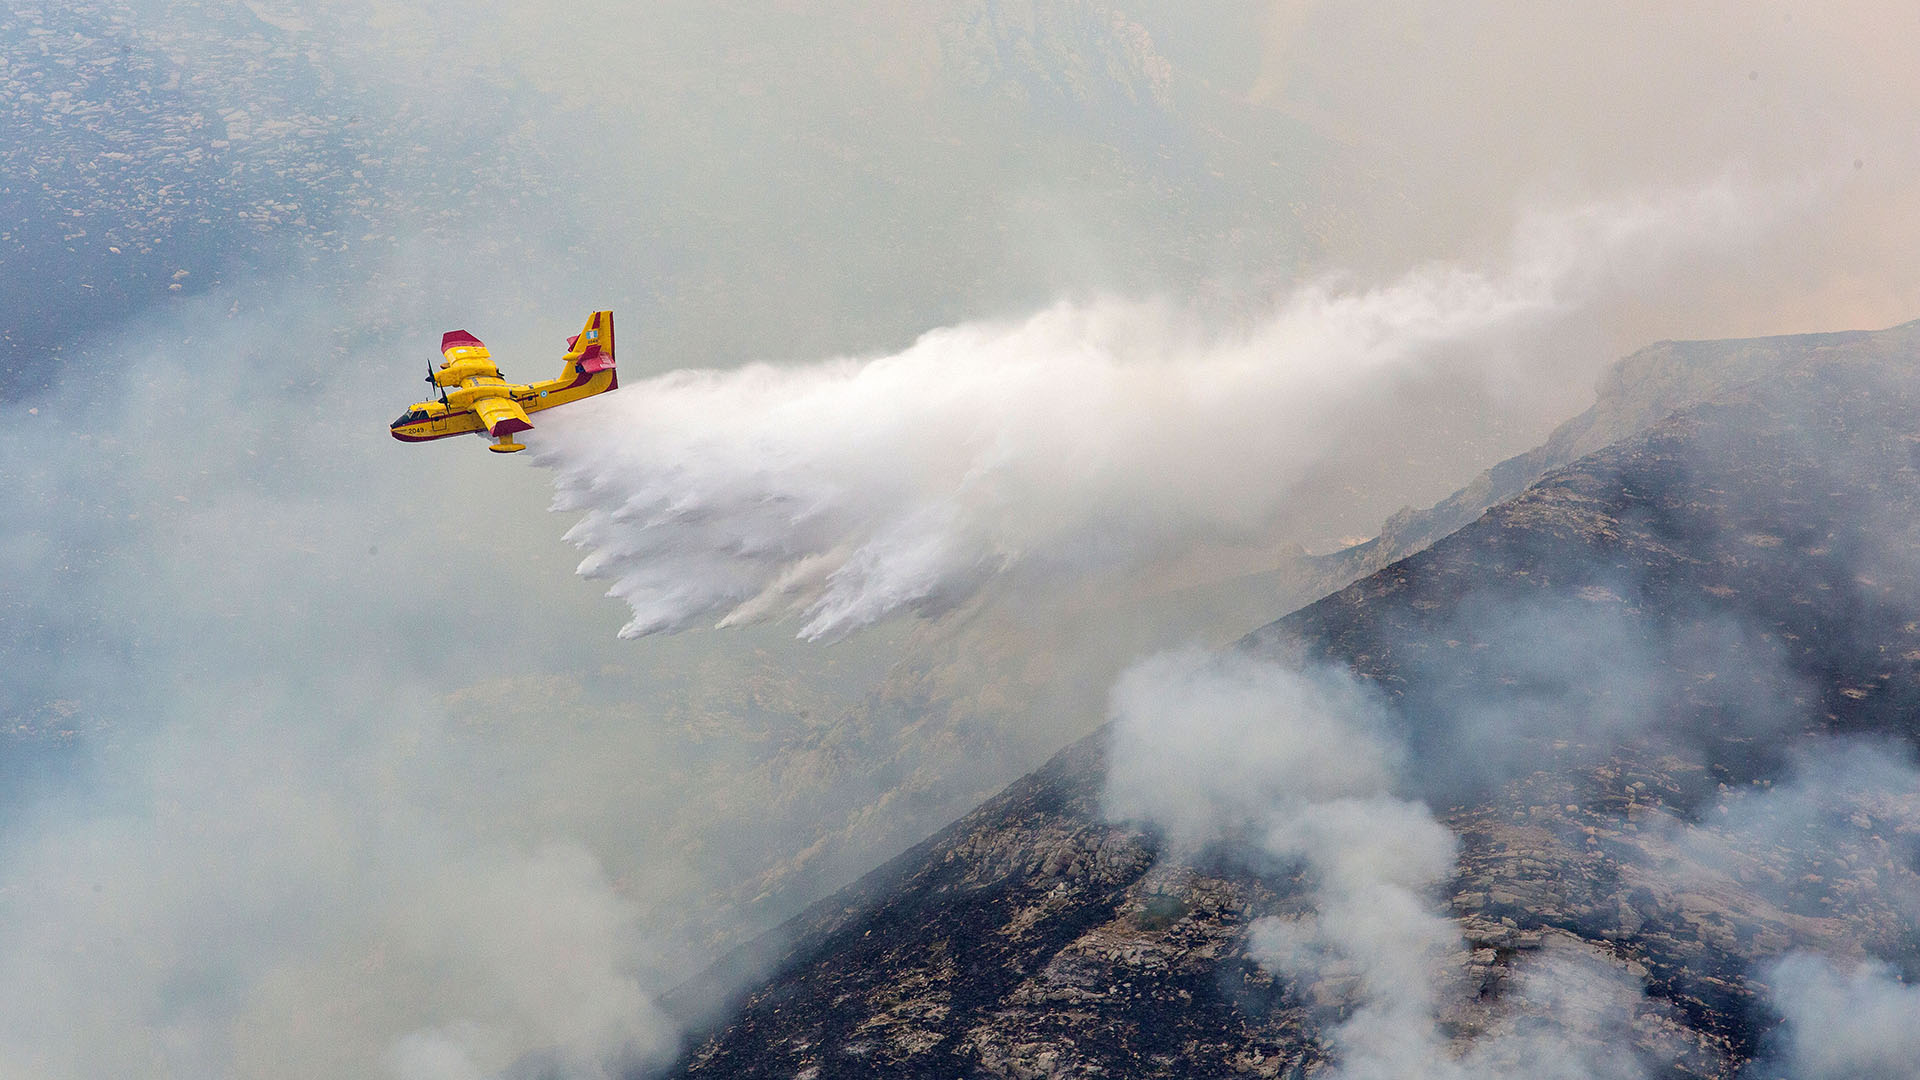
[391,409,428,427]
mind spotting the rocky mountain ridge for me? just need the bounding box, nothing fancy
[1312,320,1920,591]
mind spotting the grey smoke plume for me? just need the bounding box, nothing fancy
[533,184,1768,641]
[1399,590,1813,800]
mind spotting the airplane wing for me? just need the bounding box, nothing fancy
[441,330,491,365]
[471,395,533,436]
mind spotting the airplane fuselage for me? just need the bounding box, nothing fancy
[389,367,614,443]
[390,312,617,452]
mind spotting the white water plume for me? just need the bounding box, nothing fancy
[531,185,1766,640]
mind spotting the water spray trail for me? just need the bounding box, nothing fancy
[531,184,1761,640]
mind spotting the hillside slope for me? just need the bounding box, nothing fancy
[655,325,1920,1078]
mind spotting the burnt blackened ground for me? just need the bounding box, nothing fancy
[664,736,1332,1079]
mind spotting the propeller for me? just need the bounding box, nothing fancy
[426,355,447,405]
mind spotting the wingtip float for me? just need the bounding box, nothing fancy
[389,310,618,453]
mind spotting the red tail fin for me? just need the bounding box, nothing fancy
[562,311,615,383]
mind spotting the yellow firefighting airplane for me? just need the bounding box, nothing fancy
[389,310,618,452]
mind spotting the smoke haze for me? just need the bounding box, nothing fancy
[8,2,1920,1078]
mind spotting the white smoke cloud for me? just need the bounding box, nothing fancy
[1449,944,1662,1080]
[1763,953,1920,1080]
[1104,648,1405,846]
[1103,649,1660,1080]
[533,182,1775,641]
[1246,795,1465,1080]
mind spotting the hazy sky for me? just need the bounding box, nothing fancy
[6,2,1920,1077]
